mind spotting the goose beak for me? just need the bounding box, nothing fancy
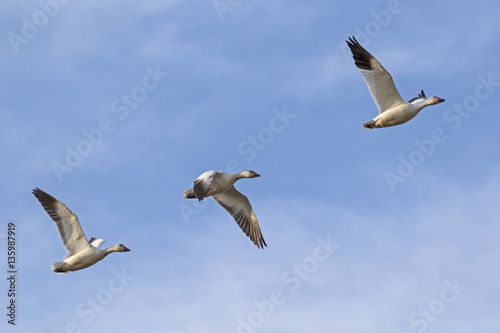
[123,246,131,252]
[255,173,261,177]
[437,97,445,103]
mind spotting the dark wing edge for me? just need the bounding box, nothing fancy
[346,36,375,71]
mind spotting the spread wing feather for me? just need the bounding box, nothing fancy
[347,36,405,113]
[212,186,267,249]
[33,188,90,257]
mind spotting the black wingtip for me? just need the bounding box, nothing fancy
[259,238,268,249]
[32,188,53,202]
[32,187,46,200]
[346,36,373,71]
[254,234,267,249]
[346,36,356,49]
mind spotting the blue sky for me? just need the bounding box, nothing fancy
[1,0,500,332]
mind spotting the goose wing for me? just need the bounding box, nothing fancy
[33,188,90,256]
[347,36,405,113]
[89,237,105,249]
[212,186,267,249]
[408,90,426,104]
[193,170,216,200]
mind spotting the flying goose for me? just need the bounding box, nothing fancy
[33,188,130,274]
[184,170,267,249]
[346,36,445,129]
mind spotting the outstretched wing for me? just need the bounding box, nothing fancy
[212,186,267,249]
[33,188,90,257]
[347,36,405,113]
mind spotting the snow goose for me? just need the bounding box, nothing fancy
[346,36,445,129]
[184,170,267,249]
[33,188,130,274]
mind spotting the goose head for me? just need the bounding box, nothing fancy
[429,96,445,105]
[240,170,261,178]
[112,244,131,252]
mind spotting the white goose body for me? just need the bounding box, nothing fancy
[368,95,437,127]
[33,188,130,274]
[346,36,445,129]
[62,245,107,271]
[184,170,267,249]
[61,240,122,271]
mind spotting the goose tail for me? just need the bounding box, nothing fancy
[362,120,378,129]
[183,189,196,199]
[51,262,70,274]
